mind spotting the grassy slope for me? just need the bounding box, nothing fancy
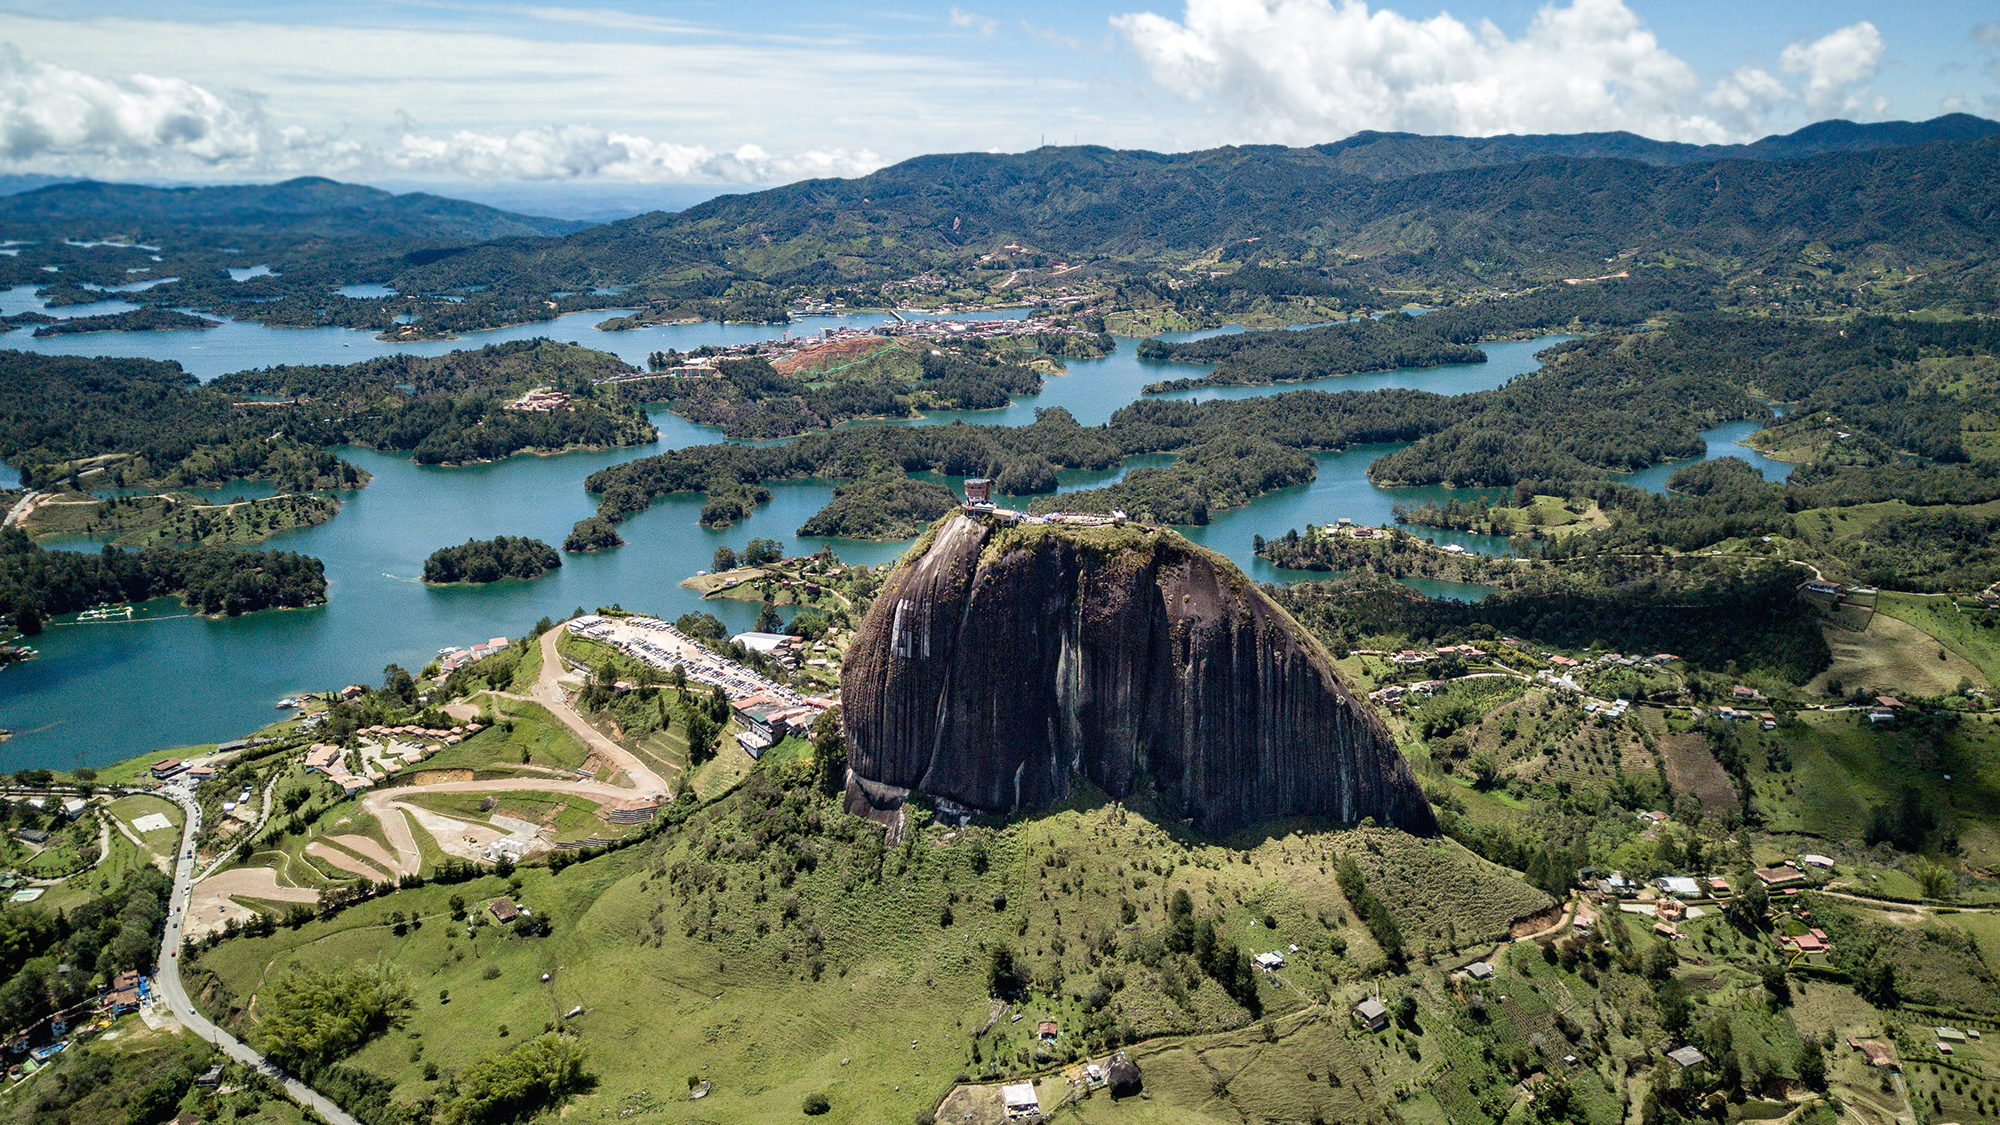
[1873,591,2000,688]
[189,789,1548,1125]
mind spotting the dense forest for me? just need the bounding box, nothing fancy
[656,347,1048,440]
[0,525,327,622]
[421,536,562,584]
[1138,270,1718,389]
[794,469,958,540]
[0,343,655,496]
[0,867,173,1033]
[1270,556,1830,684]
[0,353,361,491]
[213,340,657,464]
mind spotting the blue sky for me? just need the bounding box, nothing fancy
[0,0,1991,185]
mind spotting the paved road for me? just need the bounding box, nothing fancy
[152,786,363,1125]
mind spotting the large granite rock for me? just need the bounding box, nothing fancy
[841,513,1437,835]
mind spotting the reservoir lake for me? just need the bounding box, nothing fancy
[0,302,1786,769]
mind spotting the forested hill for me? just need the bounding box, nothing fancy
[401,126,2000,290]
[1310,113,2000,180]
[0,178,587,242]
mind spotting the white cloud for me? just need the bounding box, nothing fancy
[1111,0,1894,144]
[1778,21,1887,118]
[950,8,1000,36]
[0,49,885,183]
[386,128,883,183]
[0,45,266,165]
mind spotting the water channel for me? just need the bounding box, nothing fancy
[0,299,1787,769]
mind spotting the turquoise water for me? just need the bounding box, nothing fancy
[0,317,1741,769]
[1617,418,1794,492]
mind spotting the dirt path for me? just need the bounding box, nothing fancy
[186,867,319,939]
[2,490,45,528]
[527,627,672,796]
[326,831,409,877]
[306,840,392,881]
[359,777,650,868]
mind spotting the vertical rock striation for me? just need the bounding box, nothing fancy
[842,513,1437,835]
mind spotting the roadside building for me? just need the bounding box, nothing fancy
[150,758,185,779]
[1466,962,1495,981]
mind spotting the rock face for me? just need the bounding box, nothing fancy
[841,514,1437,835]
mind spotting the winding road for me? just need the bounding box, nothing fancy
[152,784,362,1125]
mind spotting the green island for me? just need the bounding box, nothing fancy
[0,524,326,630]
[19,492,340,548]
[421,536,562,585]
[29,307,221,336]
[793,468,958,540]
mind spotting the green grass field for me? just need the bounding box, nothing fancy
[187,773,1554,1125]
[1874,591,2000,689]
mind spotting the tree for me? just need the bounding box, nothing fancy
[712,545,737,572]
[812,708,846,797]
[1759,963,1790,1006]
[12,602,40,637]
[1727,876,1768,932]
[1795,1039,1827,1091]
[801,1092,831,1116]
[382,663,415,702]
[755,599,782,634]
[744,537,783,566]
[988,944,1023,996]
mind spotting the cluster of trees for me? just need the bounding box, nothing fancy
[1268,551,1829,685]
[421,536,561,584]
[1,525,327,625]
[0,867,172,1035]
[711,538,783,572]
[1140,311,1486,389]
[795,468,958,539]
[1162,889,1262,1016]
[0,352,361,491]
[30,307,220,336]
[257,963,416,1072]
[440,1032,593,1125]
[1334,857,1406,971]
[214,340,657,466]
[655,348,1047,441]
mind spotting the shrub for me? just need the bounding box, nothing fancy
[802,1092,831,1115]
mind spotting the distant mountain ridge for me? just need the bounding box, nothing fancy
[1309,113,2000,179]
[0,176,588,241]
[385,117,2000,292]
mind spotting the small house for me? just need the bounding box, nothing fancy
[60,797,85,818]
[1466,961,1495,980]
[196,1064,223,1088]
[1667,1046,1706,1069]
[1254,951,1286,970]
[1754,866,1806,887]
[488,897,520,923]
[1936,1027,1968,1044]
[1037,1020,1058,1042]
[1353,998,1390,1031]
[1001,1081,1041,1118]
[15,828,47,845]
[1800,854,1836,870]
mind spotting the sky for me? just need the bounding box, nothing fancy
[0,0,1993,189]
